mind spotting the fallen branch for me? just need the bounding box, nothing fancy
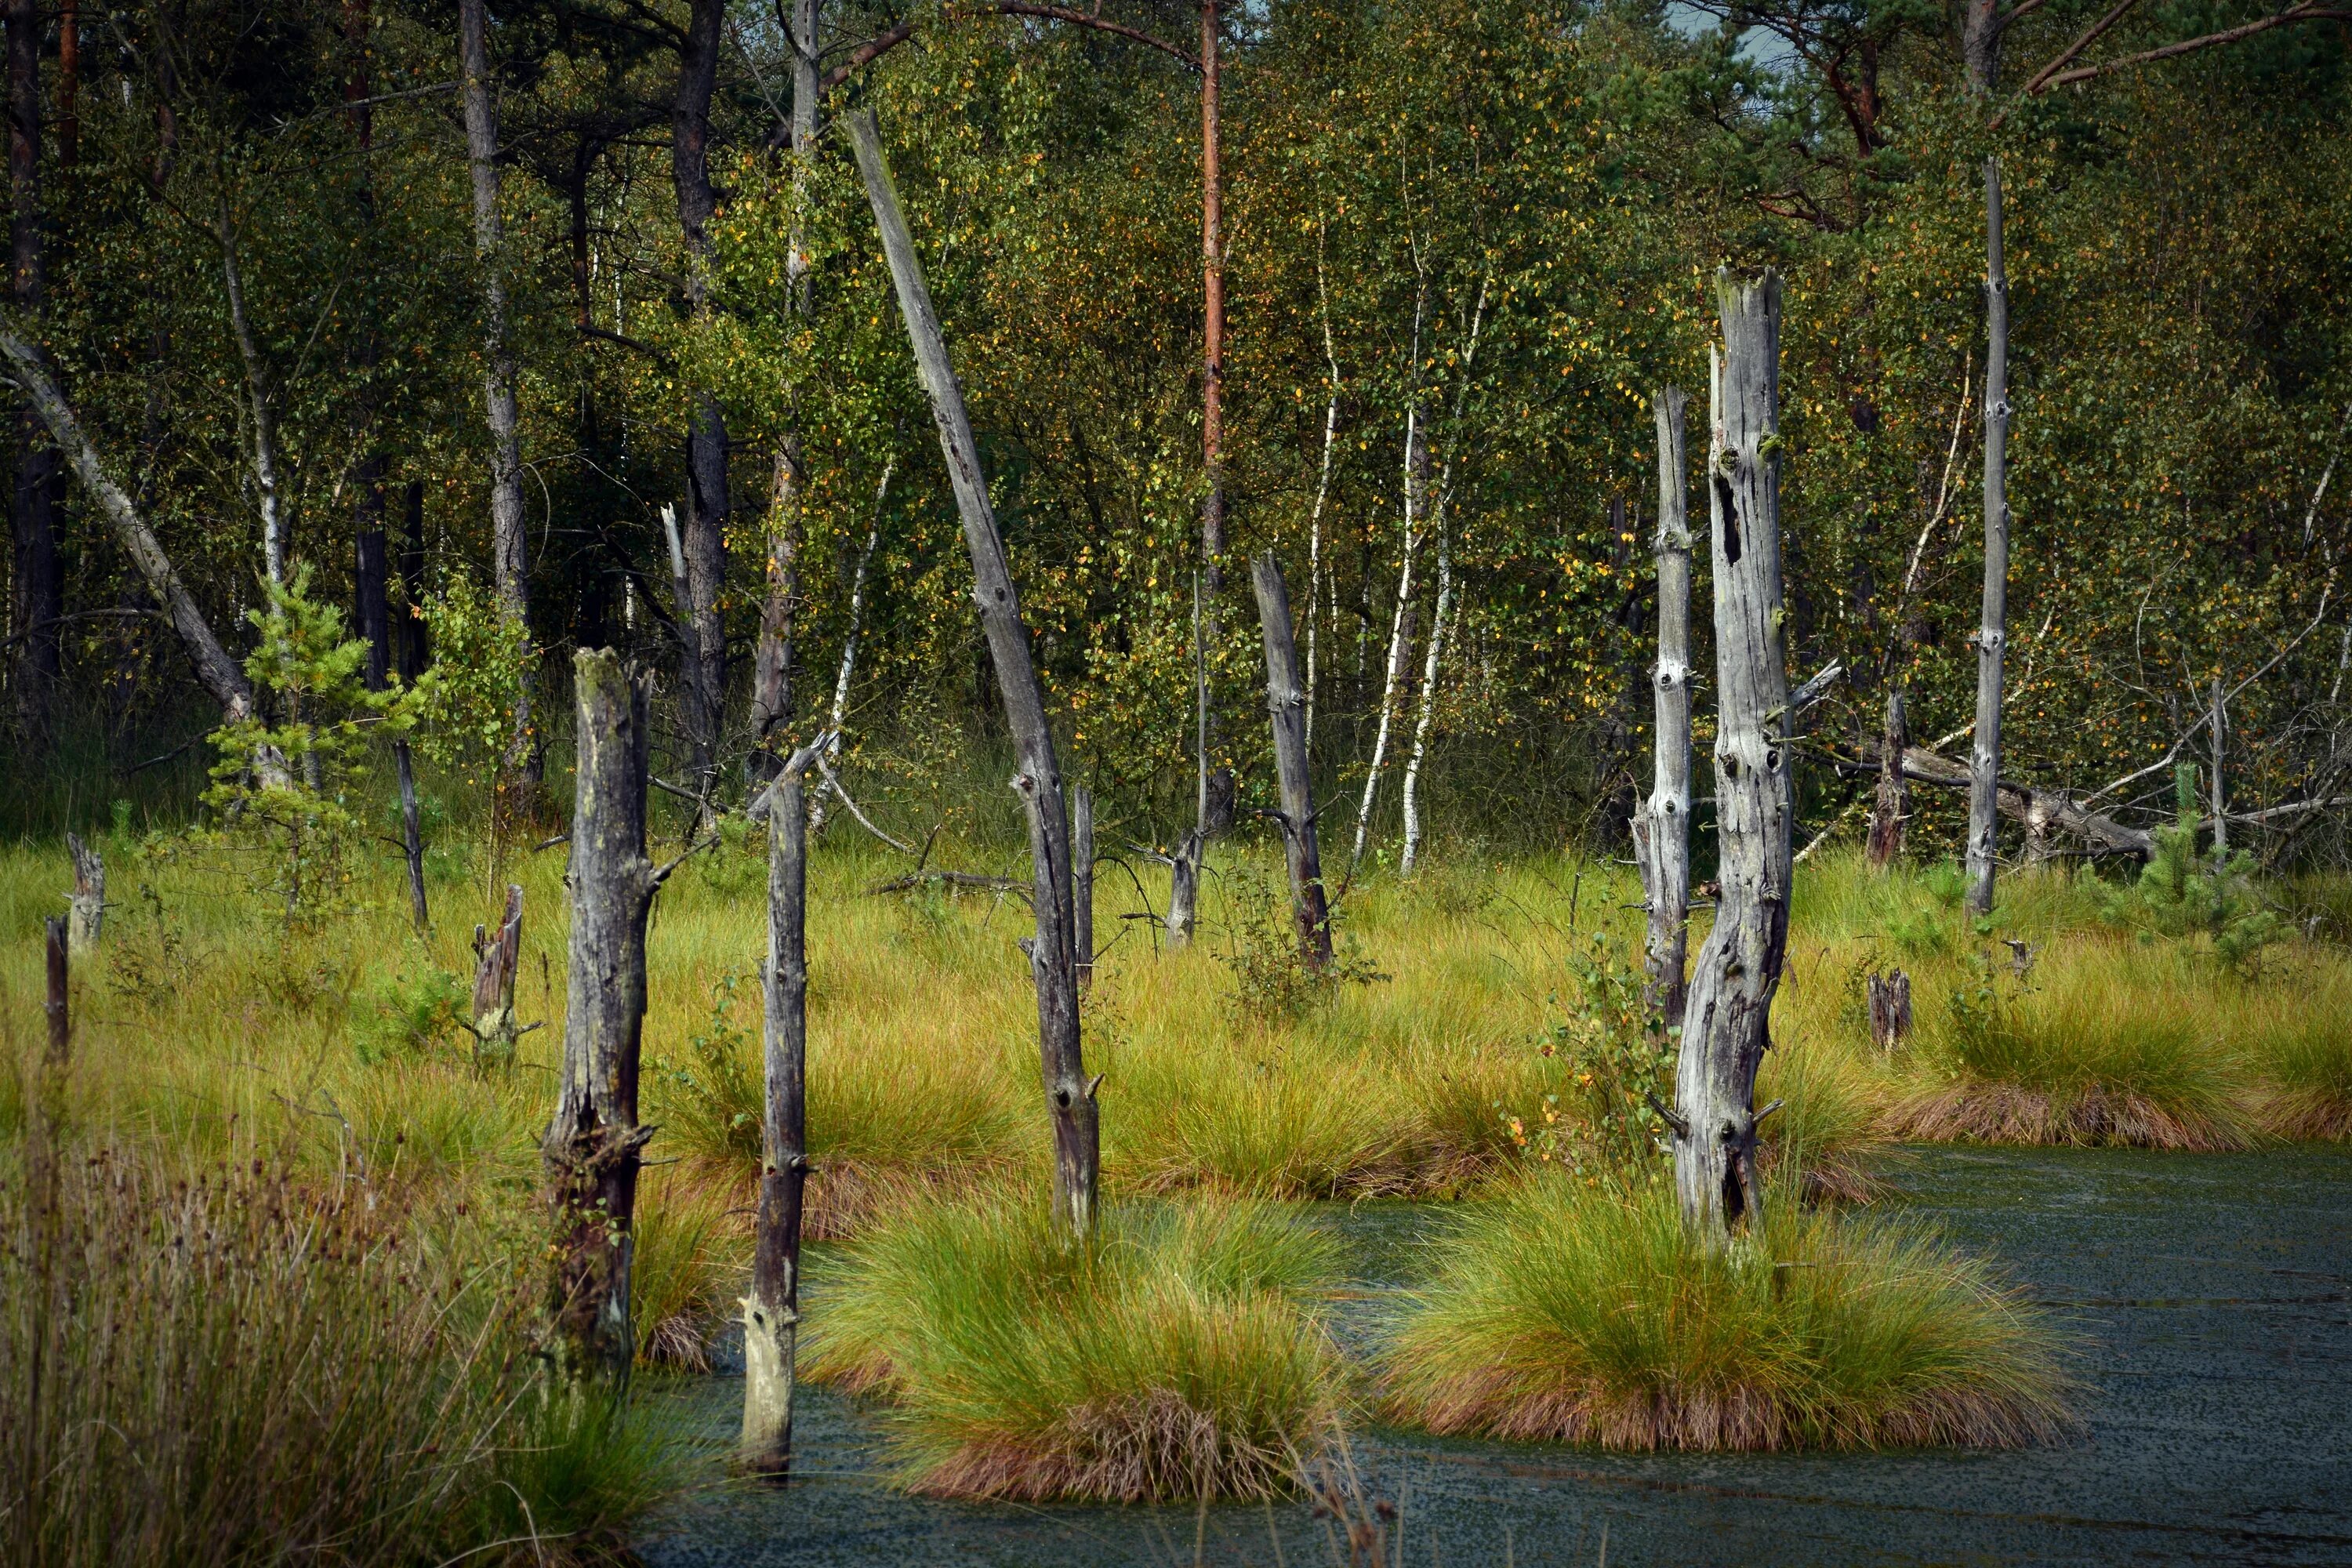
[866,869,1031,899]
[1844,741,2153,858]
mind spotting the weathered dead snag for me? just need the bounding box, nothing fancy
[64,833,102,956]
[849,105,1098,1236]
[741,733,829,1479]
[1867,970,1912,1051]
[468,884,525,1073]
[1966,157,2011,916]
[1632,386,1693,1026]
[543,650,663,1387]
[1667,272,1793,1244]
[1252,551,1333,971]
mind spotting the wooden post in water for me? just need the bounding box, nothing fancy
[848,105,1098,1237]
[741,732,829,1479]
[544,649,659,1385]
[1667,272,1794,1244]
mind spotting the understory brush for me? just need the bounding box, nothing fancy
[0,1135,675,1566]
[806,1192,1347,1501]
[1381,1176,2078,1452]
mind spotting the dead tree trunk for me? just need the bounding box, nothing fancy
[741,733,827,1479]
[0,321,263,739]
[470,883,524,1073]
[848,106,1098,1237]
[1632,387,1693,1027]
[43,913,67,1064]
[64,833,103,956]
[459,0,533,782]
[747,0,819,787]
[1966,158,2010,917]
[1165,575,1208,947]
[1254,551,1332,970]
[1866,684,1908,869]
[1668,274,1793,1244]
[395,482,430,927]
[1073,782,1095,990]
[544,650,660,1386]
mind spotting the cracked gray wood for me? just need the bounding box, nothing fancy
[1253,551,1333,970]
[1632,386,1693,1027]
[848,105,1098,1236]
[1671,272,1792,1243]
[1967,157,2011,916]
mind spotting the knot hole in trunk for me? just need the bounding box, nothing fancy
[1714,474,1740,563]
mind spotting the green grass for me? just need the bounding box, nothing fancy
[1887,943,2256,1149]
[2229,965,2352,1140]
[0,1129,676,1566]
[806,1192,1348,1501]
[1381,1176,2078,1452]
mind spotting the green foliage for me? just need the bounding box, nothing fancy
[202,568,426,921]
[349,964,468,1065]
[2098,771,2283,972]
[1502,933,1673,1181]
[412,567,525,789]
[1381,1178,2078,1451]
[807,1193,1346,1501]
[1219,862,1381,1025]
[655,970,763,1167]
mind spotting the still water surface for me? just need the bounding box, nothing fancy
[638,1146,2352,1567]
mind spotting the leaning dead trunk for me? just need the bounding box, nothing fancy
[0,320,262,738]
[544,650,660,1385]
[64,833,103,956]
[848,106,1098,1237]
[1631,387,1693,1027]
[470,884,524,1073]
[741,733,828,1479]
[1965,158,2010,916]
[1667,274,1793,1244]
[1254,551,1333,970]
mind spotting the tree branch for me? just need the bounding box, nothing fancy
[2034,1,2348,96]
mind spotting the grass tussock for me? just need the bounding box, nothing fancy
[0,1137,675,1566]
[2230,971,2352,1141]
[1886,946,2256,1149]
[1381,1178,2078,1453]
[807,1192,1347,1501]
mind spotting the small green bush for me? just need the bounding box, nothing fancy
[350,964,469,1065]
[1381,1178,2076,1451]
[2098,769,2282,972]
[808,1193,1347,1501]
[654,970,763,1167]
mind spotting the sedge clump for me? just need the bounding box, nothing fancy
[1381,1178,2077,1452]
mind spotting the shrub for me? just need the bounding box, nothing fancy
[350,963,470,1065]
[2097,770,2283,973]
[1381,1178,2077,1452]
[807,1193,1348,1501]
[655,969,764,1168]
[1220,862,1382,1024]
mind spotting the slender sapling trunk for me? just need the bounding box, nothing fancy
[1966,158,2010,916]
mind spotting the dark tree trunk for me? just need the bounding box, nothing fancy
[544,649,659,1385]
[9,0,59,741]
[1632,387,1693,1027]
[1252,551,1332,970]
[356,524,390,692]
[848,106,1098,1236]
[397,480,426,682]
[1668,274,1793,1244]
[1966,159,2010,917]
[43,913,66,1064]
[673,0,729,795]
[1960,0,2006,95]
[741,734,826,1478]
